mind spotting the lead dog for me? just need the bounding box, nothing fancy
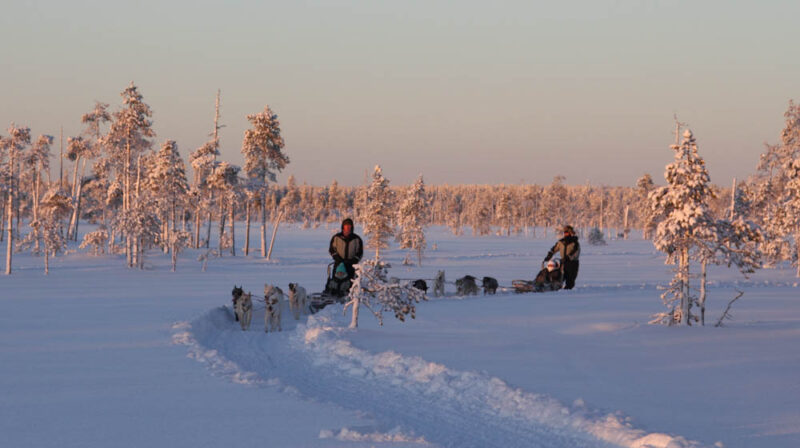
[231,286,244,321]
[264,284,283,333]
[287,283,308,320]
[234,292,253,330]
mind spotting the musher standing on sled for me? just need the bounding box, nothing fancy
[544,225,581,290]
[328,218,363,296]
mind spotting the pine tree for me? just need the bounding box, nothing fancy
[38,188,72,274]
[2,124,31,275]
[363,165,394,258]
[102,82,155,267]
[241,105,288,258]
[649,128,717,326]
[22,135,53,254]
[495,190,513,236]
[146,140,189,254]
[397,174,428,265]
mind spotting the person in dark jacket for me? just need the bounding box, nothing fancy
[544,225,581,290]
[327,218,363,295]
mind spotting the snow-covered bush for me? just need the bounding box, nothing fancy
[80,226,109,255]
[587,227,606,246]
[344,258,426,329]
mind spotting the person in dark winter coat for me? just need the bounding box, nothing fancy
[544,225,581,290]
[329,218,363,281]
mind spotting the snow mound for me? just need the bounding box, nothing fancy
[176,307,708,448]
[293,313,705,448]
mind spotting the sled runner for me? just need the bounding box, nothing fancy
[308,262,351,313]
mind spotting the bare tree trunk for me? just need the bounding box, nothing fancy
[623,206,630,239]
[229,200,235,257]
[699,260,708,326]
[266,210,283,261]
[0,192,5,243]
[349,297,360,329]
[680,248,690,326]
[44,243,50,275]
[194,204,202,248]
[260,191,267,257]
[729,177,737,220]
[244,200,251,256]
[72,159,88,241]
[205,209,212,249]
[5,190,12,275]
[218,200,226,257]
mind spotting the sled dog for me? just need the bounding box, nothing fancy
[455,275,479,296]
[412,279,428,293]
[231,286,244,321]
[287,283,308,320]
[482,277,499,295]
[264,284,283,333]
[235,292,253,331]
[433,270,446,297]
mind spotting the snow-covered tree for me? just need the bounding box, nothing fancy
[648,128,717,326]
[344,257,426,328]
[189,139,219,249]
[397,174,427,265]
[38,188,72,274]
[363,165,395,258]
[241,105,288,258]
[495,190,513,236]
[103,82,155,266]
[145,140,188,253]
[781,157,800,276]
[80,226,109,255]
[206,161,240,256]
[69,102,110,241]
[21,134,53,254]
[2,124,31,275]
[636,174,656,239]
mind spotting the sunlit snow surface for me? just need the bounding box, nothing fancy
[2,225,798,447]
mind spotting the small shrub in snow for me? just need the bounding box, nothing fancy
[80,227,109,255]
[344,257,426,328]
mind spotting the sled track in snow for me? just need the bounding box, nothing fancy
[174,308,705,448]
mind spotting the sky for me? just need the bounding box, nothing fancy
[2,0,798,187]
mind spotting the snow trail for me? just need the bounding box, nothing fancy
[175,306,705,448]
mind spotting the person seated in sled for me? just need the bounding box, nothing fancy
[327,218,363,297]
[544,225,581,290]
[534,259,563,292]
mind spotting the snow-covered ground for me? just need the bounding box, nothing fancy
[2,225,798,447]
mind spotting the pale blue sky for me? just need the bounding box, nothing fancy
[2,0,798,186]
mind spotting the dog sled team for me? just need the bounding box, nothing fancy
[230,282,308,332]
[229,220,581,330]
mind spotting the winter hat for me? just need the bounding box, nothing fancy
[342,218,354,230]
[547,259,559,272]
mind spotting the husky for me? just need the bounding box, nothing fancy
[433,270,446,297]
[264,284,284,333]
[231,285,244,321]
[455,275,479,296]
[412,279,428,293]
[482,276,499,295]
[287,283,308,320]
[234,292,253,331]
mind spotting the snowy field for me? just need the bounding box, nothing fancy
[1,225,799,448]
